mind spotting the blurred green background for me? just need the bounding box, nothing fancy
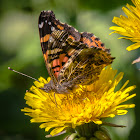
[0,0,139,139]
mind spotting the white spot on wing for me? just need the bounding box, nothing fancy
[48,22,51,25]
[51,26,55,31]
[45,20,47,23]
[38,22,44,28]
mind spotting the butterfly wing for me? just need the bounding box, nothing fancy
[57,32,115,87]
[38,10,81,85]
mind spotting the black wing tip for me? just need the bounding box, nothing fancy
[40,10,54,17]
[38,10,55,23]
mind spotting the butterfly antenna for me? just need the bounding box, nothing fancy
[8,67,39,82]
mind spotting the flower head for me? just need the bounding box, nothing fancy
[110,0,140,51]
[21,66,136,136]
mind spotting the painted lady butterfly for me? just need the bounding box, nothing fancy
[38,10,114,93]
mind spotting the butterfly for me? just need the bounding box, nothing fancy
[38,10,115,93]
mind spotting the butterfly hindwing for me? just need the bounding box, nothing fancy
[59,45,114,86]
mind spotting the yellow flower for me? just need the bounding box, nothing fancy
[110,0,140,51]
[21,66,136,136]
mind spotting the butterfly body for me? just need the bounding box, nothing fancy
[38,10,114,93]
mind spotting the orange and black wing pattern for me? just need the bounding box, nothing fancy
[38,10,82,82]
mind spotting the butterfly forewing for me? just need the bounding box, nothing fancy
[38,11,81,80]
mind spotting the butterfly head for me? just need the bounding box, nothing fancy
[43,80,72,94]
